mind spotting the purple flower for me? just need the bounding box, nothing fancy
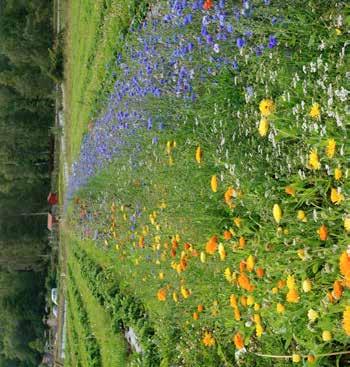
[236,37,246,49]
[206,34,213,44]
[226,24,233,33]
[268,34,278,48]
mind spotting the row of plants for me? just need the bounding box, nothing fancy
[65,304,83,367]
[66,265,102,367]
[71,240,161,366]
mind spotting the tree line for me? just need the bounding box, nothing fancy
[0,0,55,366]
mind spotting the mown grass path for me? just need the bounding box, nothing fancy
[67,241,129,367]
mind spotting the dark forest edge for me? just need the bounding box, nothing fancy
[0,0,58,366]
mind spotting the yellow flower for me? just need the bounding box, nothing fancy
[308,309,319,322]
[334,167,342,180]
[344,216,350,232]
[256,322,264,337]
[200,251,206,263]
[211,175,218,192]
[322,330,332,341]
[172,292,178,303]
[195,146,203,164]
[342,306,350,336]
[336,28,342,35]
[330,187,344,204]
[302,279,312,293]
[181,286,190,299]
[272,287,278,294]
[259,99,275,117]
[326,138,336,158]
[287,275,296,290]
[254,303,260,311]
[247,295,255,306]
[276,303,285,314]
[308,149,320,170]
[258,117,269,137]
[234,217,241,227]
[218,243,226,261]
[292,354,301,363]
[202,331,215,347]
[246,255,255,272]
[297,249,306,260]
[273,204,282,223]
[224,268,233,282]
[309,103,320,119]
[297,210,307,222]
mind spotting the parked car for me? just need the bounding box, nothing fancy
[51,288,58,306]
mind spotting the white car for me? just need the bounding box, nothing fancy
[51,288,58,306]
[53,305,58,318]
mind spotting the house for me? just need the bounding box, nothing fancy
[47,192,58,205]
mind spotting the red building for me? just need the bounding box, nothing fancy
[47,192,58,205]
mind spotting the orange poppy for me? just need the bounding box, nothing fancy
[205,235,218,254]
[203,0,213,10]
[318,224,328,241]
[157,288,167,301]
[233,332,244,349]
[223,230,232,240]
[238,272,255,292]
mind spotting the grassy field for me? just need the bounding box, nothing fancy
[63,0,350,366]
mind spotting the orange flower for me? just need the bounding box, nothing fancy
[238,272,255,292]
[230,294,238,308]
[340,251,350,287]
[342,306,350,336]
[184,242,191,250]
[318,224,328,241]
[193,312,199,320]
[157,288,167,301]
[205,235,218,254]
[256,267,265,278]
[332,280,343,300]
[233,332,244,349]
[139,235,145,248]
[239,236,246,249]
[224,187,235,207]
[195,146,203,164]
[223,230,232,240]
[239,261,246,272]
[286,288,300,303]
[234,307,241,321]
[285,186,296,196]
[203,0,213,10]
[202,331,215,347]
[197,304,204,312]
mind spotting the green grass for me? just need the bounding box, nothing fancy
[66,240,130,367]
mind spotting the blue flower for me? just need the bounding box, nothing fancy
[236,37,246,49]
[268,34,278,48]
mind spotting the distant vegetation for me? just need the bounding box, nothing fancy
[0,0,54,366]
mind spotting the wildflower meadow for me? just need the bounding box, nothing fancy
[62,0,350,366]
